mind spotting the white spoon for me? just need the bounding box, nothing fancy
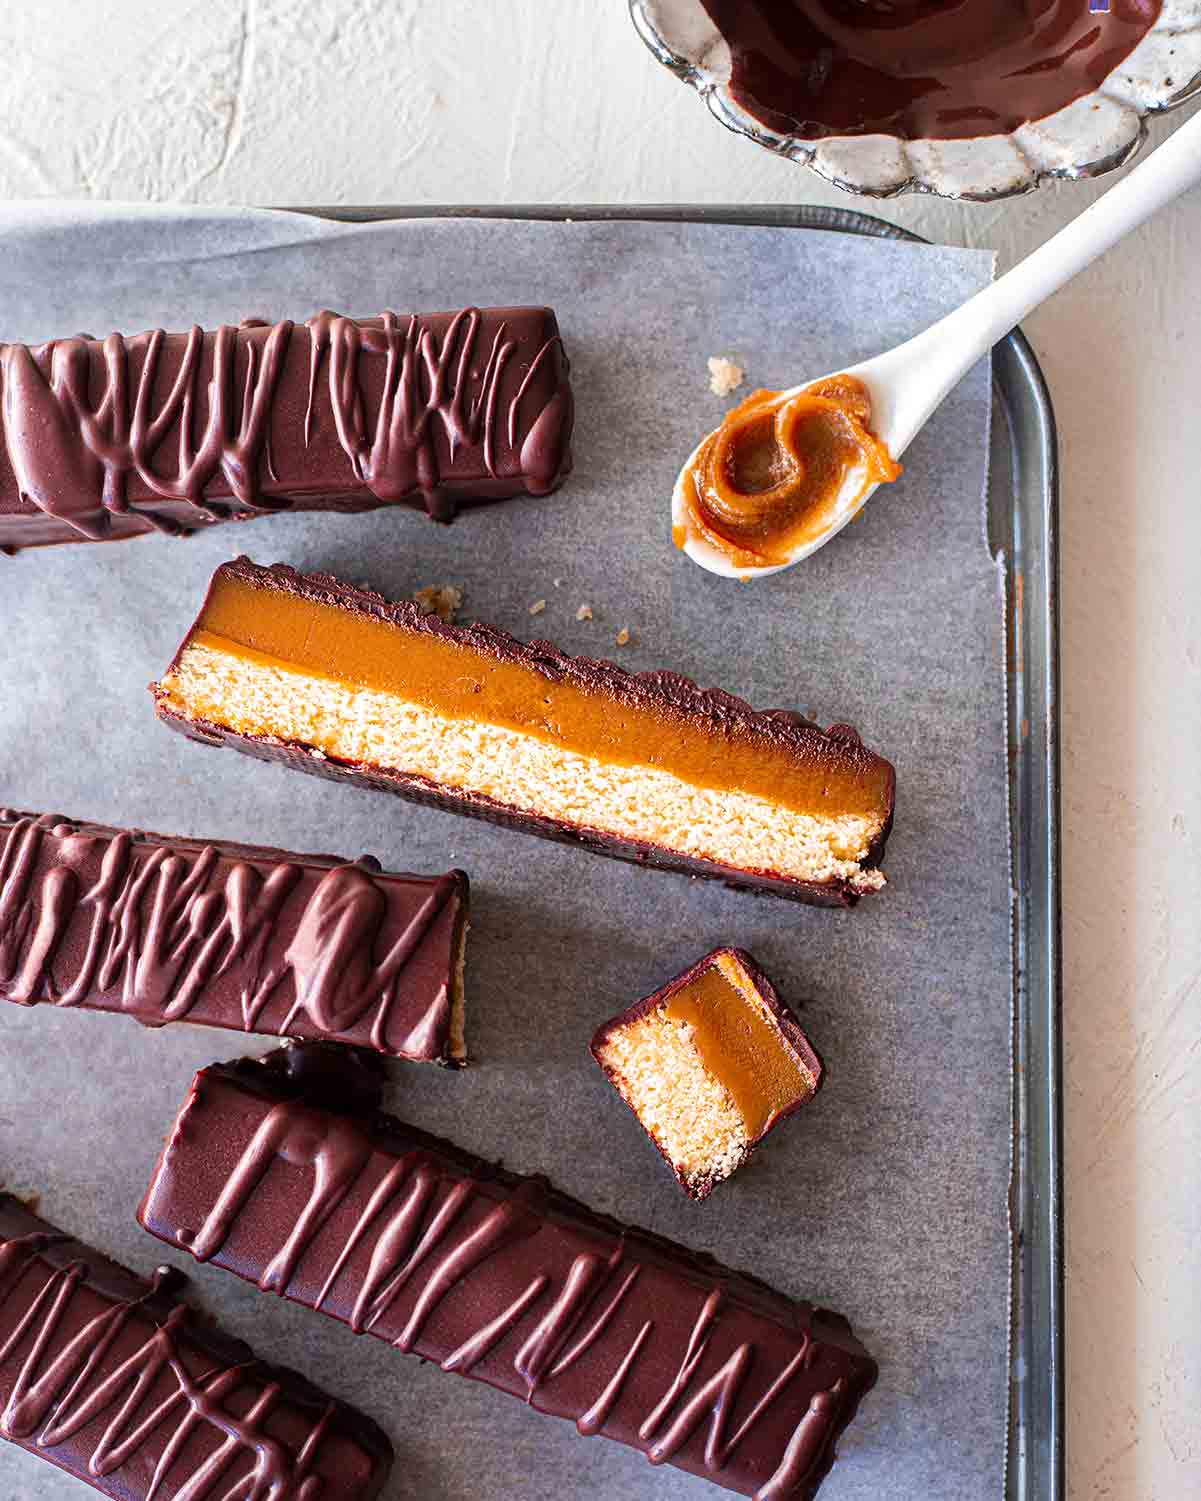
[675,106,1201,579]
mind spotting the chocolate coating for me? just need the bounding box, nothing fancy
[0,808,469,1063]
[591,947,824,1200]
[0,1194,392,1500]
[153,559,896,907]
[0,308,573,551]
[698,0,1161,141]
[138,1047,877,1500]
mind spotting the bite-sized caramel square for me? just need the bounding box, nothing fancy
[591,947,822,1200]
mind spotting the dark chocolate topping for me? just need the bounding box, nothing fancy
[0,308,573,550]
[0,1195,392,1500]
[261,1040,389,1113]
[304,310,570,501]
[0,808,468,1063]
[698,0,1161,141]
[138,1048,877,1500]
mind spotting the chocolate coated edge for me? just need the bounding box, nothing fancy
[0,1193,393,1498]
[0,308,574,553]
[591,947,824,1200]
[0,807,470,1063]
[0,805,468,887]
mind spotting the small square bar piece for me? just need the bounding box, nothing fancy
[592,947,822,1199]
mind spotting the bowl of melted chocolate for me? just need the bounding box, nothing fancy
[631,0,1201,197]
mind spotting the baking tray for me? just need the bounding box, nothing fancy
[300,203,1062,1501]
[0,201,1061,1501]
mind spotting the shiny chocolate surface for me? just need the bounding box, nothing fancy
[698,0,1161,140]
[0,808,468,1062]
[0,1195,392,1500]
[138,1048,877,1500]
[0,308,573,550]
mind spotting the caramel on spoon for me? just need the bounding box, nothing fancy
[673,107,1201,580]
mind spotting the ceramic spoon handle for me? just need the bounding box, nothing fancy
[864,107,1201,456]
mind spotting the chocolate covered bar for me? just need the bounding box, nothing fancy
[152,560,896,905]
[592,948,822,1200]
[0,307,573,550]
[0,1194,391,1499]
[138,1046,878,1500]
[0,808,469,1063]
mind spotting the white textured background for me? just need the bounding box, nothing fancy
[1,4,1198,1499]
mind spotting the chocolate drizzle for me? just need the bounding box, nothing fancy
[0,307,573,549]
[139,1056,877,1499]
[0,810,468,1062]
[0,1198,391,1500]
[304,309,562,521]
[0,321,293,542]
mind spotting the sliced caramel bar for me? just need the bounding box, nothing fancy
[152,560,896,904]
[592,947,822,1199]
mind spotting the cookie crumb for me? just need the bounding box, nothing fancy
[414,584,463,623]
[707,355,744,397]
[576,604,593,622]
[615,627,631,646]
[528,598,547,615]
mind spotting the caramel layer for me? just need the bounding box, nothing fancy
[662,952,813,1141]
[676,375,900,569]
[188,570,891,823]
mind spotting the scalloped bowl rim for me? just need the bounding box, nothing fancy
[630,0,1201,200]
